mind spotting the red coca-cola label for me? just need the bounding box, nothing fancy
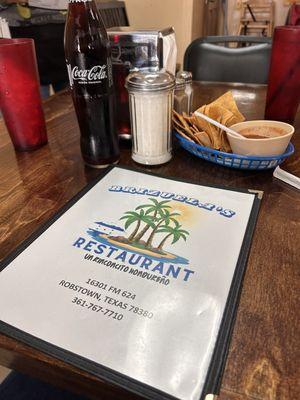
[67,63,111,87]
[70,65,107,82]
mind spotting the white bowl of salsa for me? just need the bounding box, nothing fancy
[227,120,294,156]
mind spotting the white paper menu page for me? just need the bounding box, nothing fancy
[0,168,255,400]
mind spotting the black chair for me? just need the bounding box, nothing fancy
[96,1,129,28]
[183,36,272,84]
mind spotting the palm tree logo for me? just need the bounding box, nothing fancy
[133,198,172,242]
[118,198,190,253]
[157,220,189,250]
[120,210,155,242]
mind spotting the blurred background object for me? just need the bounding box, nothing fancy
[0,1,69,98]
[123,0,295,66]
[95,0,129,27]
[286,2,300,25]
[0,1,130,98]
[237,1,275,36]
[0,16,10,38]
[2,0,298,83]
[265,25,300,123]
[0,38,48,151]
[184,35,271,83]
[123,0,205,71]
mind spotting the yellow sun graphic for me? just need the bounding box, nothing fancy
[168,201,202,226]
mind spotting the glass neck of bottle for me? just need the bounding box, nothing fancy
[68,0,94,3]
[68,0,98,20]
[68,0,95,11]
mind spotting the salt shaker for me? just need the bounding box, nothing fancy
[125,70,175,165]
[176,71,193,113]
[174,77,189,114]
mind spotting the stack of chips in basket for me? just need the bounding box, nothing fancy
[173,91,245,153]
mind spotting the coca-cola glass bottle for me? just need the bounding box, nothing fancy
[64,0,120,168]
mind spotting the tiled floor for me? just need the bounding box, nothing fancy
[0,366,10,383]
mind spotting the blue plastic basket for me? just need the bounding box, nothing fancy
[175,132,294,170]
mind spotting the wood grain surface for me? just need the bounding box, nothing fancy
[0,82,299,400]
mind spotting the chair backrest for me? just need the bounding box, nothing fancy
[183,36,272,84]
[95,1,129,28]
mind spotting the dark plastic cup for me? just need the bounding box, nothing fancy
[265,26,300,124]
[0,38,47,151]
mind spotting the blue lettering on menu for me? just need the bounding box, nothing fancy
[108,185,236,218]
[72,238,196,283]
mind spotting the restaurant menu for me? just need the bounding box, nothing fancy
[0,167,261,400]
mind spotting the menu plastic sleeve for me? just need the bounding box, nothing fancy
[0,166,262,400]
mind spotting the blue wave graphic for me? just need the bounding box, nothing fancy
[95,222,124,232]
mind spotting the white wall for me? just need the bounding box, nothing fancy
[124,0,204,66]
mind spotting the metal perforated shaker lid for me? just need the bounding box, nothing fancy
[125,70,175,92]
[176,70,193,83]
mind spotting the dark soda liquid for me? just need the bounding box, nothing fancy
[113,63,131,139]
[73,92,119,167]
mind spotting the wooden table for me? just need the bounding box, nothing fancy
[0,82,299,400]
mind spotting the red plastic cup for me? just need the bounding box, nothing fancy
[265,26,300,124]
[0,38,47,151]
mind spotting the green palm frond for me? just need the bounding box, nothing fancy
[156,217,190,249]
[157,208,170,218]
[144,206,157,215]
[156,227,172,234]
[120,209,147,230]
[172,229,189,243]
[124,218,136,230]
[136,198,171,216]
[157,199,172,206]
[161,212,180,226]
[180,229,189,236]
[148,198,172,207]
[141,216,156,229]
[148,198,160,206]
[171,235,180,244]
[172,219,181,228]
[135,204,153,211]
[120,210,144,219]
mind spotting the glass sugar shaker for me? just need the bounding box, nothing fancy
[176,70,193,113]
[174,77,189,114]
[125,70,175,166]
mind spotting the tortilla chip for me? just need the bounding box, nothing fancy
[174,91,244,153]
[174,126,194,142]
[192,109,217,146]
[173,110,188,130]
[205,91,245,123]
[194,131,212,147]
[191,124,201,134]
